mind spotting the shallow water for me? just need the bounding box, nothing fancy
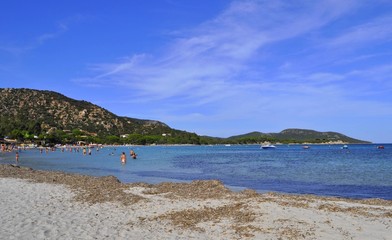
[1,144,391,200]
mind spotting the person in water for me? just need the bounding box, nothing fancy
[120,152,127,164]
[130,150,137,159]
[15,152,19,164]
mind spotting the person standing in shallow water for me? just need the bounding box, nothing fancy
[15,152,19,164]
[130,150,137,159]
[120,152,127,164]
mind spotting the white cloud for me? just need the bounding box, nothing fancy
[327,16,392,48]
[78,0,356,96]
[1,24,67,56]
[75,0,392,137]
[0,15,85,56]
[36,23,68,45]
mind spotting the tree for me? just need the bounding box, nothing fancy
[106,135,120,144]
[9,129,24,140]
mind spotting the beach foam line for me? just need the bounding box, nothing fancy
[1,164,391,239]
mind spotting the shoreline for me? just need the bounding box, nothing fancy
[2,164,391,205]
[1,160,391,202]
[1,164,391,239]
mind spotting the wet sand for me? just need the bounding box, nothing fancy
[1,164,391,239]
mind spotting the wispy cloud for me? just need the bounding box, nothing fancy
[77,0,354,95]
[327,15,392,48]
[0,24,68,56]
[36,23,68,45]
[0,15,86,56]
[0,24,67,56]
[75,0,392,133]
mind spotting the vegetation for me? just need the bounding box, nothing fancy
[227,129,369,144]
[0,88,369,146]
[0,119,202,146]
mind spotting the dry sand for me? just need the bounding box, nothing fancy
[0,164,391,239]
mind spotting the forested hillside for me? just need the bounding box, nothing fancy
[0,88,369,145]
[0,88,200,145]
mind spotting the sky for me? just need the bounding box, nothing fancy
[1,0,392,143]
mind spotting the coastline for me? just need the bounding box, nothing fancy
[1,164,391,239]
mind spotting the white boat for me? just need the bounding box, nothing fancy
[341,145,348,149]
[261,144,276,149]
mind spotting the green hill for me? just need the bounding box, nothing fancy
[0,88,369,145]
[228,129,369,144]
[0,88,199,145]
[272,128,367,143]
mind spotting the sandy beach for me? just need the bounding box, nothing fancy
[0,164,391,239]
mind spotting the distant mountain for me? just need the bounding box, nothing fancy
[227,131,266,139]
[228,129,369,144]
[0,88,177,136]
[273,129,368,143]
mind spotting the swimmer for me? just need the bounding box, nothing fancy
[130,150,137,159]
[120,152,127,164]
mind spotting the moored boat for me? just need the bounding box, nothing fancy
[261,144,276,149]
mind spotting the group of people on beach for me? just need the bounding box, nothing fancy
[82,147,92,155]
[1,143,16,152]
[120,150,137,164]
[3,143,137,166]
[1,144,19,165]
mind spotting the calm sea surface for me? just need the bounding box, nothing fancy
[1,144,391,200]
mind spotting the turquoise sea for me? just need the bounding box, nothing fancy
[1,144,391,200]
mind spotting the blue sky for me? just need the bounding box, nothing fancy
[1,0,392,143]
